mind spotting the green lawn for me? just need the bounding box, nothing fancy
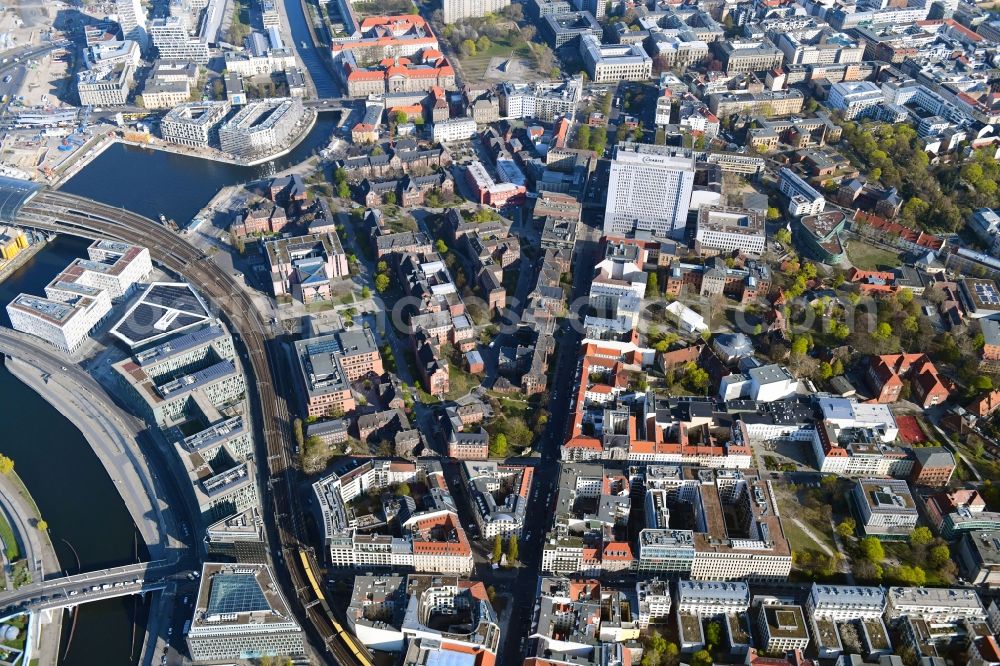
[459,41,534,82]
[845,240,903,271]
[0,512,19,562]
[446,359,478,400]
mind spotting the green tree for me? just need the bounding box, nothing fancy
[929,544,950,568]
[590,127,607,155]
[767,207,781,221]
[690,650,713,666]
[775,228,792,245]
[832,359,845,376]
[873,322,893,340]
[292,418,304,449]
[909,526,933,546]
[476,35,491,52]
[973,375,994,391]
[892,565,926,586]
[397,483,411,496]
[36,519,48,532]
[334,167,348,184]
[791,335,809,355]
[646,272,659,297]
[507,535,519,563]
[641,632,667,666]
[361,286,371,298]
[663,643,679,666]
[377,260,389,274]
[435,239,449,254]
[375,274,391,293]
[492,535,503,563]
[860,536,885,562]
[683,362,709,393]
[461,38,477,56]
[337,182,350,199]
[818,362,833,380]
[836,517,856,538]
[394,110,408,125]
[491,433,508,457]
[0,455,13,475]
[705,621,722,649]
[383,192,397,205]
[575,124,591,150]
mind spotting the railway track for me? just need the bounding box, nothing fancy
[19,190,363,666]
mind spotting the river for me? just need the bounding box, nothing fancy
[0,235,151,666]
[2,45,342,666]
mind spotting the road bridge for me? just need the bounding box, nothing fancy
[0,561,178,613]
[13,189,366,666]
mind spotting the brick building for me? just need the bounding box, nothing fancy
[866,354,951,409]
[910,447,956,487]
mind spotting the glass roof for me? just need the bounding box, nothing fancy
[0,176,41,224]
[207,573,270,615]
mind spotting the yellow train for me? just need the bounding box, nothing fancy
[297,549,374,666]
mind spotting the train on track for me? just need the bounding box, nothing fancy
[19,190,372,666]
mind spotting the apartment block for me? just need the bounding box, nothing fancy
[462,461,533,538]
[313,459,474,575]
[160,101,231,148]
[218,98,305,159]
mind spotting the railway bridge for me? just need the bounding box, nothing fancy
[2,181,369,666]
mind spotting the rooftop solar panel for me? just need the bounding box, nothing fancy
[110,283,212,347]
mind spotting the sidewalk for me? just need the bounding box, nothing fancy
[0,472,60,580]
[3,355,169,560]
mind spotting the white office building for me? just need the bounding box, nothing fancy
[432,117,477,143]
[442,0,510,23]
[885,586,987,623]
[77,61,135,106]
[115,0,149,48]
[852,478,919,536]
[636,579,672,628]
[579,35,652,83]
[604,142,695,240]
[6,292,111,354]
[677,580,750,616]
[807,584,886,620]
[187,563,304,662]
[695,205,765,256]
[150,16,209,63]
[498,80,582,121]
[828,81,885,120]
[85,39,141,69]
[6,239,151,353]
[778,167,825,217]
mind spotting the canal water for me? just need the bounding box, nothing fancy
[60,114,339,223]
[0,236,151,666]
